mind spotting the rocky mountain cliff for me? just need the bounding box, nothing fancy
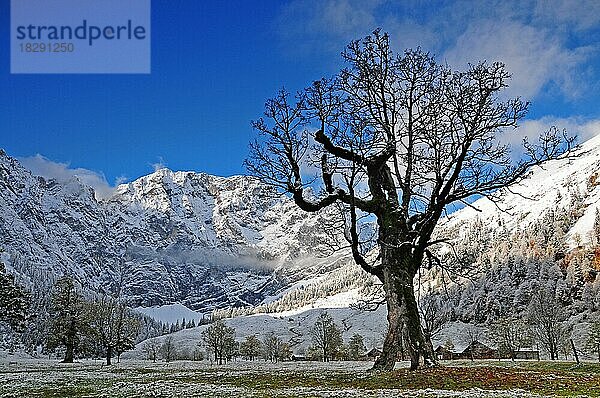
[0,149,357,312]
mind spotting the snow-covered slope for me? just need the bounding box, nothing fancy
[124,304,388,359]
[440,133,600,246]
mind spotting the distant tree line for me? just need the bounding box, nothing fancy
[140,310,369,364]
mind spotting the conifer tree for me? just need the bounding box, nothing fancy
[47,276,86,363]
[586,318,600,362]
[0,255,29,333]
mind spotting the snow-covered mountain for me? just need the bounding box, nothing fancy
[2,131,600,322]
[0,149,360,312]
[420,133,600,325]
[439,132,600,247]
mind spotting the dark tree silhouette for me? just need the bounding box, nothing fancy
[239,334,262,361]
[86,294,141,365]
[528,289,569,360]
[47,276,85,363]
[0,254,29,333]
[246,29,573,370]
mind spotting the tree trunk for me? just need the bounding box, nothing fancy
[372,283,401,371]
[570,339,579,364]
[423,331,435,365]
[402,275,435,370]
[106,346,113,366]
[63,343,74,363]
[372,261,436,371]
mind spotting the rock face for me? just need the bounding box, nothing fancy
[0,149,353,312]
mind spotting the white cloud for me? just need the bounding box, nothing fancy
[519,116,600,143]
[277,0,381,54]
[533,0,600,31]
[150,156,167,172]
[501,116,600,159]
[443,20,591,100]
[18,154,119,200]
[277,0,598,101]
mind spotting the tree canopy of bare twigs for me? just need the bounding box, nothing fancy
[202,319,236,365]
[246,29,574,371]
[310,311,343,362]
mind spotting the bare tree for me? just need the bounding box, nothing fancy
[310,311,343,362]
[246,29,573,370]
[239,334,262,361]
[418,291,449,357]
[528,289,569,360]
[142,339,161,362]
[261,332,290,362]
[489,315,531,361]
[202,319,236,365]
[86,294,141,365]
[463,324,484,361]
[347,333,367,360]
[160,335,177,362]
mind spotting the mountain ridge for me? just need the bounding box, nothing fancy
[0,151,358,312]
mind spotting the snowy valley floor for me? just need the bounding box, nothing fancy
[0,358,599,397]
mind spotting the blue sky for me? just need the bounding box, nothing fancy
[2,0,600,195]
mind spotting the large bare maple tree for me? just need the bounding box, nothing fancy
[246,30,572,370]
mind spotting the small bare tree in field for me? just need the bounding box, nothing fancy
[310,311,343,362]
[240,334,262,361]
[142,339,161,362]
[528,289,569,360]
[246,29,573,370]
[160,335,177,362]
[202,319,236,365]
[489,315,531,361]
[418,291,450,357]
[261,332,291,362]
